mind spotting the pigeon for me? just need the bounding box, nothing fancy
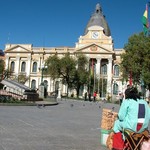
[37,104,42,108]
[70,104,74,107]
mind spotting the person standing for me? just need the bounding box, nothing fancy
[88,92,91,101]
[119,92,124,106]
[84,92,87,101]
[93,91,97,102]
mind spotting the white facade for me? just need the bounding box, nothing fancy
[3,4,128,100]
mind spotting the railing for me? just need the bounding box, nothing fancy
[0,89,23,101]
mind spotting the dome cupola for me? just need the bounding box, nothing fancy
[84,4,111,36]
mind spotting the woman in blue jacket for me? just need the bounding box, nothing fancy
[113,87,150,133]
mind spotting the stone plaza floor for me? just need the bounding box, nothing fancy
[0,99,149,150]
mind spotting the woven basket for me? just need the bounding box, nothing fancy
[101,108,118,130]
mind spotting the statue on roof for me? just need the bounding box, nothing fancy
[95,3,102,14]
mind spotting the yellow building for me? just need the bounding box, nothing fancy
[4,4,126,100]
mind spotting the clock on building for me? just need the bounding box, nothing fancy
[92,31,99,39]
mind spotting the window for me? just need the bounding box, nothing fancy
[10,61,15,72]
[114,65,119,76]
[32,62,37,72]
[21,61,26,72]
[113,83,118,95]
[31,80,36,89]
[101,64,107,75]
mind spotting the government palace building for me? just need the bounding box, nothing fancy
[3,4,127,100]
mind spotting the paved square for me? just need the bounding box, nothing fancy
[0,100,148,150]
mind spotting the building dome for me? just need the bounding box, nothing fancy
[84,4,111,36]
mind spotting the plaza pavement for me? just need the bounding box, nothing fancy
[0,99,149,150]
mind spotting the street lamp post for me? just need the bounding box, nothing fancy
[38,65,47,98]
[40,65,47,85]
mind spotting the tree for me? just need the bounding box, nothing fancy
[121,32,150,90]
[45,53,76,96]
[45,54,61,80]
[18,74,29,84]
[0,59,4,80]
[59,53,76,95]
[72,54,89,97]
[45,54,89,97]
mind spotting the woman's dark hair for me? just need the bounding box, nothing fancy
[125,87,140,100]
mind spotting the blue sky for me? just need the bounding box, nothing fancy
[0,0,148,50]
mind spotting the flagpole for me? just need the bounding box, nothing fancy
[148,1,150,36]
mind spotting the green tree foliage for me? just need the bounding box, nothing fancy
[45,54,61,80]
[0,59,4,73]
[73,54,89,97]
[18,74,29,84]
[45,54,89,97]
[3,69,13,79]
[0,59,4,80]
[45,53,76,96]
[59,53,76,89]
[121,32,150,89]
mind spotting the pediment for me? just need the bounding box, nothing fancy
[75,44,113,54]
[5,45,32,53]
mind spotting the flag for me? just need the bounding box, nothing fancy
[142,4,149,35]
[142,4,148,25]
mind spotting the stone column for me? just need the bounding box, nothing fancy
[5,56,9,70]
[27,56,31,76]
[25,56,31,87]
[107,58,113,95]
[96,58,101,100]
[16,56,20,75]
[96,58,101,76]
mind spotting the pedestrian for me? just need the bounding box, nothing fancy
[119,92,124,106]
[93,91,97,102]
[44,87,47,98]
[84,92,87,101]
[88,92,91,101]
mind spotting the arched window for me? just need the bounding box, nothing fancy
[31,80,36,89]
[10,61,15,72]
[101,64,107,75]
[113,83,118,95]
[21,61,26,72]
[32,62,37,72]
[114,65,119,76]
